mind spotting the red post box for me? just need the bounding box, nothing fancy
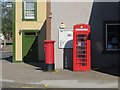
[44,40,55,71]
[73,24,91,71]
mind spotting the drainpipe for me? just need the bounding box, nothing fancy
[118,1,120,21]
[46,0,52,40]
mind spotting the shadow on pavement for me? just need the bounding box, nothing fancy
[2,56,13,63]
[24,61,46,71]
[92,67,120,77]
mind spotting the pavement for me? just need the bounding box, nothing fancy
[1,59,119,88]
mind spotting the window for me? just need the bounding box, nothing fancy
[105,23,120,51]
[22,30,38,36]
[24,32,37,36]
[23,0,37,20]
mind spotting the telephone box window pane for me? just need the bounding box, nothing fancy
[106,24,120,51]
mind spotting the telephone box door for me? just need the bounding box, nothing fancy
[73,24,91,71]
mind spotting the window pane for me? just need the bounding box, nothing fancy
[25,10,34,16]
[26,2,34,10]
[106,24,120,51]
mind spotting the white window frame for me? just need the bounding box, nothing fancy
[24,1,35,19]
[106,24,120,51]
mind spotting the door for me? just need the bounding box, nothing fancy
[22,30,38,62]
[75,33,88,70]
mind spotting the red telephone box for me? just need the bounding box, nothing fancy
[73,24,91,71]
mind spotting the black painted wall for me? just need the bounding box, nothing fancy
[89,2,120,68]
